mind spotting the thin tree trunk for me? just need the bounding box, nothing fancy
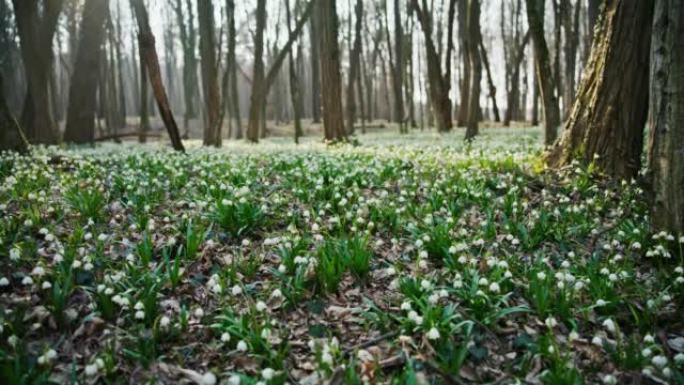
[392,0,405,132]
[64,0,108,144]
[464,0,481,140]
[546,0,653,179]
[457,0,471,127]
[346,0,363,135]
[286,0,304,143]
[138,40,150,142]
[503,31,530,126]
[226,0,242,139]
[479,34,500,122]
[526,0,561,145]
[648,0,684,232]
[309,12,321,123]
[198,0,221,147]
[131,0,185,152]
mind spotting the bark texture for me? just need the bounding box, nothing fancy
[64,0,108,144]
[131,0,185,152]
[526,0,561,145]
[546,0,653,179]
[648,0,684,232]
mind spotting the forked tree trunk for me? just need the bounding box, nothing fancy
[545,0,653,179]
[130,0,185,152]
[64,0,108,144]
[317,0,346,142]
[198,0,221,147]
[464,0,481,140]
[0,73,29,153]
[525,0,561,145]
[648,0,684,232]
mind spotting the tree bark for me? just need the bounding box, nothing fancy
[648,0,684,233]
[317,0,346,142]
[226,0,242,139]
[411,0,455,133]
[12,0,64,144]
[198,0,221,147]
[464,0,481,141]
[525,0,561,145]
[64,0,108,144]
[346,0,363,135]
[131,0,185,152]
[286,0,304,143]
[0,73,29,153]
[546,0,653,179]
[456,0,471,127]
[138,39,150,143]
[479,35,500,122]
[309,12,321,123]
[392,0,405,132]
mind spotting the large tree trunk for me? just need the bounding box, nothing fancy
[64,0,109,143]
[412,0,455,133]
[546,0,653,179]
[0,73,29,153]
[130,0,185,152]
[464,0,481,140]
[346,0,363,135]
[64,0,108,144]
[12,0,64,145]
[525,0,561,145]
[317,0,346,142]
[648,0,684,233]
[198,0,221,147]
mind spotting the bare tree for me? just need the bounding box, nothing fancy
[464,0,481,140]
[317,0,346,141]
[130,0,185,152]
[346,0,363,135]
[64,0,109,144]
[198,0,221,146]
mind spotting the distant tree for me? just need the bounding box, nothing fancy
[64,0,109,144]
[171,0,199,135]
[309,9,321,124]
[525,0,561,145]
[225,0,242,139]
[391,0,405,132]
[286,0,304,143]
[130,0,185,152]
[317,0,346,141]
[648,0,684,232]
[198,0,221,147]
[411,0,456,133]
[346,0,363,135]
[464,0,481,140]
[479,33,500,122]
[12,0,64,144]
[546,0,653,179]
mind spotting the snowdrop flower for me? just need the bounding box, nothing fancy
[228,375,241,385]
[0,277,9,286]
[545,317,558,329]
[41,281,52,290]
[22,276,34,286]
[261,368,275,380]
[270,288,283,299]
[400,301,412,311]
[231,285,242,295]
[256,301,267,312]
[321,350,333,365]
[488,282,500,293]
[420,279,432,290]
[160,316,171,328]
[10,248,20,261]
[237,340,248,352]
[674,353,684,365]
[84,363,99,377]
[644,334,655,344]
[602,374,617,385]
[595,299,607,307]
[221,332,231,343]
[592,336,603,347]
[427,327,440,340]
[135,310,145,320]
[641,348,652,357]
[568,330,579,341]
[652,355,668,368]
[194,307,205,318]
[201,372,217,385]
[602,319,616,333]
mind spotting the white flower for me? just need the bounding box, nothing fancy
[400,301,412,311]
[427,327,440,340]
[545,317,558,328]
[160,316,171,328]
[674,353,684,365]
[231,285,242,295]
[41,281,52,290]
[592,336,603,347]
[84,363,99,376]
[270,289,283,299]
[228,375,241,385]
[135,310,145,320]
[201,372,217,385]
[652,355,668,368]
[644,334,655,344]
[488,282,500,293]
[641,348,652,357]
[194,307,205,318]
[420,279,432,290]
[10,248,21,261]
[595,299,607,307]
[22,276,34,286]
[0,277,9,286]
[568,331,579,341]
[321,350,333,365]
[602,319,616,333]
[602,374,617,385]
[261,368,275,380]
[221,332,231,343]
[237,340,248,352]
[255,301,267,312]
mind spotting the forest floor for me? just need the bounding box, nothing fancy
[1,128,683,385]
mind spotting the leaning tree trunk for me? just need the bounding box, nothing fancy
[130,0,185,152]
[648,0,684,233]
[464,0,481,141]
[525,0,561,145]
[64,0,108,144]
[545,0,653,179]
[317,0,346,142]
[0,74,29,153]
[198,0,221,147]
